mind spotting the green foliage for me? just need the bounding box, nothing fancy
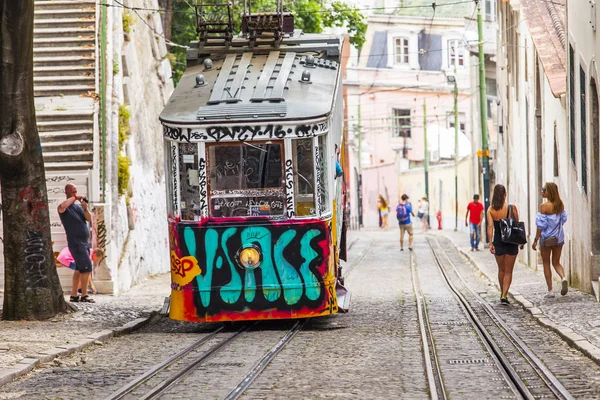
[113,58,120,75]
[118,104,131,148]
[118,154,131,196]
[122,11,134,33]
[323,1,367,49]
[169,0,367,85]
[118,104,131,196]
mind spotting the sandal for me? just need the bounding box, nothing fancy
[69,295,79,303]
[80,296,95,303]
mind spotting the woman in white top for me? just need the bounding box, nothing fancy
[532,182,568,298]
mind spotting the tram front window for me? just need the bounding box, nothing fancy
[208,142,285,217]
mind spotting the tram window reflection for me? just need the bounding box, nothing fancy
[208,142,285,217]
[178,143,201,221]
[294,139,316,216]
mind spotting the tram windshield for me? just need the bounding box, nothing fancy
[208,142,285,217]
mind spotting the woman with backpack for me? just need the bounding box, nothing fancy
[487,184,522,305]
[532,182,568,298]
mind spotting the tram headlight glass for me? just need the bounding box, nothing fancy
[239,247,261,269]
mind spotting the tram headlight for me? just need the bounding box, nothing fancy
[238,246,261,269]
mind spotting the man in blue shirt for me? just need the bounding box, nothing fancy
[58,184,94,303]
[396,194,414,251]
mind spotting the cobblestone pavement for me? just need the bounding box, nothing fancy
[436,229,600,364]
[2,228,600,399]
[0,274,171,383]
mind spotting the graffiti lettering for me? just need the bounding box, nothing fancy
[315,145,323,215]
[163,122,328,143]
[173,221,332,319]
[171,143,179,216]
[46,175,76,183]
[18,187,49,230]
[164,126,206,142]
[24,230,49,288]
[198,158,208,218]
[170,251,202,286]
[285,159,295,218]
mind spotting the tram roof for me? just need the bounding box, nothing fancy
[159,33,342,126]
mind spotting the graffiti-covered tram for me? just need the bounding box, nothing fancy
[159,10,348,322]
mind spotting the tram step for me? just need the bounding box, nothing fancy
[336,283,351,313]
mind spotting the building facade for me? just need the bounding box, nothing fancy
[345,1,477,229]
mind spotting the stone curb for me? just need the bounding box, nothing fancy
[438,232,600,368]
[0,311,157,388]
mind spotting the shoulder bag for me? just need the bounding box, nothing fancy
[500,205,527,245]
[541,218,561,247]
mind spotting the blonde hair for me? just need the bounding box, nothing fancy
[543,182,564,214]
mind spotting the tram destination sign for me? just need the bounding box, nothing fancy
[163,121,328,143]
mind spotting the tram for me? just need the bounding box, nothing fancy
[159,3,349,322]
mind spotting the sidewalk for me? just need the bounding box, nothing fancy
[434,229,600,365]
[0,273,171,386]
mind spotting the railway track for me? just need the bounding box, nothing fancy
[420,236,575,400]
[103,320,305,400]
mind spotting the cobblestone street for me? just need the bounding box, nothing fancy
[2,229,600,399]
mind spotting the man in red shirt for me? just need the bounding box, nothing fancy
[465,194,485,251]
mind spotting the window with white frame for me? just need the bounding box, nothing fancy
[394,37,409,65]
[484,0,496,21]
[392,109,411,137]
[448,40,465,67]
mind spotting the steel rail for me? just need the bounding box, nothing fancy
[429,237,575,400]
[426,237,532,400]
[223,319,307,400]
[103,325,225,400]
[409,251,446,400]
[140,325,251,400]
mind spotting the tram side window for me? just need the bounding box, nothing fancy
[208,143,285,217]
[294,139,315,216]
[316,135,330,213]
[178,143,201,221]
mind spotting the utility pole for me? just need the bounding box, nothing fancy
[453,63,459,232]
[423,100,429,205]
[477,0,491,242]
[357,96,363,228]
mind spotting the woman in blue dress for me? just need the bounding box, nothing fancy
[532,182,568,298]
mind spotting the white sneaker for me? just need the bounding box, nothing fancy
[561,279,569,296]
[544,292,555,299]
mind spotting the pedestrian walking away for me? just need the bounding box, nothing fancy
[487,184,523,305]
[466,194,485,251]
[58,183,95,303]
[532,182,569,298]
[397,194,414,251]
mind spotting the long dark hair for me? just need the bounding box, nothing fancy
[543,182,564,214]
[491,184,506,211]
